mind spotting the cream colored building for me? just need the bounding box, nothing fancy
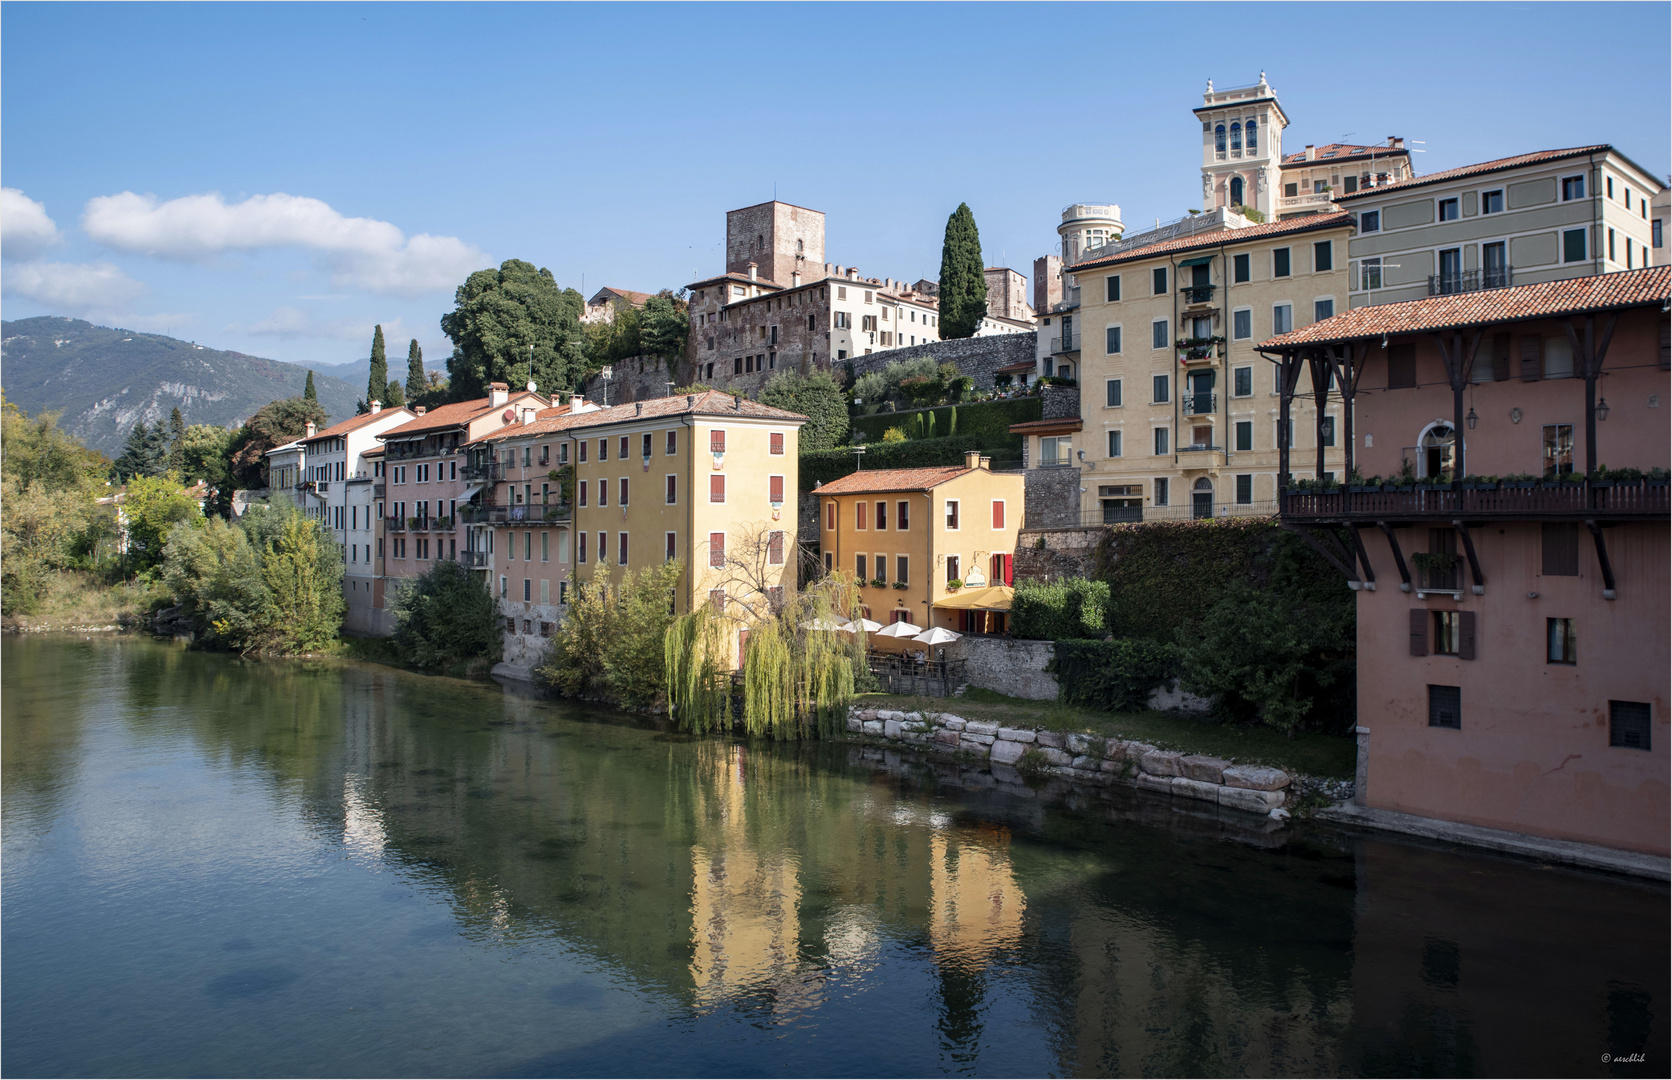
[1048,213,1351,522]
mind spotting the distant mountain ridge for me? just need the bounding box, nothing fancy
[1,316,363,455]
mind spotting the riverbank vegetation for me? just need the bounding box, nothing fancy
[538,561,684,708]
[390,559,502,675]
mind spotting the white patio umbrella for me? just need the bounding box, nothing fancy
[837,617,883,633]
[911,625,962,661]
[873,620,921,638]
[799,617,848,632]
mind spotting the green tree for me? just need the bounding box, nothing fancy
[123,473,204,572]
[258,510,344,652]
[303,370,318,402]
[390,559,501,671]
[167,408,187,473]
[937,203,988,339]
[384,379,406,408]
[227,397,328,489]
[405,339,425,400]
[365,325,388,411]
[112,420,171,482]
[639,291,690,367]
[540,561,684,708]
[161,517,268,649]
[440,259,586,400]
[758,369,849,451]
[178,424,235,516]
[0,397,111,613]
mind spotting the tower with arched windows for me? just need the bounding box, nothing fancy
[1195,72,1288,221]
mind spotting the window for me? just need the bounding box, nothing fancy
[1433,611,1461,655]
[709,589,726,613]
[991,501,1005,530]
[598,479,608,507]
[1232,308,1252,340]
[1315,298,1335,322]
[874,500,887,530]
[1542,522,1579,576]
[1152,267,1167,295]
[1229,121,1241,151]
[1542,424,1574,478]
[1107,430,1122,457]
[1654,219,1663,248]
[665,429,677,455]
[1481,189,1503,214]
[1284,182,1298,198]
[856,501,868,530]
[896,500,910,531]
[1105,378,1122,407]
[708,531,725,568]
[1428,685,1461,729]
[945,500,960,530]
[1245,117,1256,150]
[1153,478,1169,506]
[1151,319,1169,350]
[1273,248,1291,277]
[1359,210,1380,233]
[1214,124,1226,152]
[1437,198,1459,222]
[1105,275,1121,302]
[1561,174,1585,201]
[1272,304,1293,335]
[710,475,726,503]
[577,532,587,564]
[769,475,785,505]
[1610,701,1652,750]
[560,443,570,464]
[1313,240,1333,272]
[1233,366,1252,397]
[1105,325,1122,354]
[855,553,867,580]
[1232,253,1250,282]
[710,429,726,454]
[1546,618,1577,664]
[666,474,677,504]
[598,438,609,461]
[945,555,960,583]
[578,480,588,507]
[1235,420,1252,451]
[524,531,533,561]
[619,478,629,506]
[894,555,908,585]
[1154,427,1169,455]
[1608,227,1616,262]
[1361,257,1383,290]
[769,432,784,455]
[823,551,832,574]
[825,502,835,531]
[1235,474,1252,503]
[578,441,587,464]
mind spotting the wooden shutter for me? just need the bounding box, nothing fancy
[1492,333,1512,381]
[767,475,784,504]
[709,532,725,567]
[709,474,725,503]
[1519,335,1543,381]
[1409,609,1428,656]
[1542,523,1580,576]
[992,501,1005,530]
[1458,610,1477,660]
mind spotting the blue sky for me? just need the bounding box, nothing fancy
[3,2,1667,371]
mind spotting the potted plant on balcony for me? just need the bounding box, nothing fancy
[436,515,452,529]
[1410,551,1459,587]
[1391,460,1417,492]
[1647,467,1670,487]
[1347,470,1378,493]
[892,581,909,590]
[1594,465,1644,488]
[869,577,888,589]
[1543,470,1585,488]
[407,516,420,529]
[1460,475,1499,491]
[945,579,964,592]
[1502,472,1539,489]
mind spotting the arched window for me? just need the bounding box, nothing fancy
[1230,177,1244,206]
[796,239,804,253]
[1418,422,1457,479]
[1230,122,1242,151]
[1245,118,1257,151]
[1214,124,1226,152]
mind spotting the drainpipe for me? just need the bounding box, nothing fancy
[1590,150,1602,279]
[1171,255,1182,474]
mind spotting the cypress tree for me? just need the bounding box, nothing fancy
[936,203,988,339]
[405,340,425,400]
[303,370,318,402]
[384,379,406,408]
[367,325,388,407]
[168,408,187,474]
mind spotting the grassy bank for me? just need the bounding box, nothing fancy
[858,687,1355,779]
[1,570,169,632]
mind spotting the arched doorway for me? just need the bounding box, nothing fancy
[1191,477,1214,520]
[1418,422,1456,480]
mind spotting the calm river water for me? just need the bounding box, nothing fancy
[2,635,1664,1077]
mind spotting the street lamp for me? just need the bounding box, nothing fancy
[1595,397,1610,421]
[1465,406,1478,430]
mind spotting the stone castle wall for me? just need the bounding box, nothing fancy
[847,333,1036,391]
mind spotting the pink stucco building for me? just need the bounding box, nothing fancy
[1264,267,1669,855]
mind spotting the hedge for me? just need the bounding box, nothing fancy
[1010,578,1108,640]
[850,397,1040,453]
[800,435,1014,490]
[1050,638,1180,713]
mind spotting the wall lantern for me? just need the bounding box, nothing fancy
[1595,397,1611,421]
[1465,406,1478,430]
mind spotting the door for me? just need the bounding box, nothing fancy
[1482,241,1507,288]
[1438,248,1462,293]
[1191,478,1214,520]
[1192,263,1210,287]
[1187,370,1215,414]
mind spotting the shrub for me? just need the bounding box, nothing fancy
[540,560,683,708]
[850,396,1040,450]
[882,426,907,443]
[1051,638,1180,712]
[801,435,1007,490]
[390,558,501,671]
[758,369,849,452]
[1010,578,1109,640]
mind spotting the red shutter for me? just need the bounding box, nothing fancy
[897,500,909,531]
[768,530,785,565]
[769,475,785,503]
[579,480,588,507]
[666,475,676,504]
[1458,610,1477,660]
[876,501,887,530]
[770,432,784,455]
[710,475,725,503]
[825,502,835,531]
[710,430,726,454]
[709,532,725,567]
[857,502,868,530]
[1409,609,1428,656]
[619,478,629,505]
[992,501,1005,529]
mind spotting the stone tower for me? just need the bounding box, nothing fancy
[725,201,825,286]
[1194,72,1289,220]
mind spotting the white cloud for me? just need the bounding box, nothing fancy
[2,188,62,261]
[243,306,406,344]
[2,261,144,309]
[82,191,489,296]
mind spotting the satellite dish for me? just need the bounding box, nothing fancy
[502,409,515,422]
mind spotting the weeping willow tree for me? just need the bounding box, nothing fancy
[664,602,729,735]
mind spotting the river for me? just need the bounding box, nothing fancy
[2,635,1664,1077]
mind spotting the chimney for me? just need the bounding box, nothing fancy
[792,271,801,287]
[488,382,509,407]
[733,394,741,410]
[963,450,981,470]
[635,402,643,416]
[1304,144,1315,161]
[747,261,758,282]
[304,421,317,438]
[847,267,858,280]
[414,406,427,416]
[369,400,382,414]
[979,455,991,470]
[521,407,534,425]
[686,395,695,407]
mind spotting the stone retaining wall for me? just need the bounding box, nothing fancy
[846,705,1292,819]
[1013,526,1104,583]
[846,334,1036,391]
[938,637,1057,700]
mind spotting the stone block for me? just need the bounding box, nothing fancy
[997,727,1036,743]
[883,719,904,739]
[1099,759,1124,774]
[1219,786,1286,813]
[937,714,965,727]
[1135,773,1175,796]
[1180,755,1231,784]
[960,732,995,746]
[941,718,967,732]
[990,764,1025,787]
[989,740,1028,766]
[902,712,923,725]
[1122,741,1157,762]
[1071,754,1100,771]
[863,720,884,735]
[959,738,991,759]
[856,709,878,723]
[1065,733,1092,755]
[1172,777,1222,804]
[1139,750,1183,777]
[1222,765,1291,791]
[1039,747,1073,767]
[963,720,1000,737]
[1035,731,1065,749]
[934,728,961,747]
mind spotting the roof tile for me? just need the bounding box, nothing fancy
[1070,213,1352,272]
[814,466,973,496]
[1337,145,1611,201]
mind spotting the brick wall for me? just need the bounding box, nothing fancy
[847,333,1037,391]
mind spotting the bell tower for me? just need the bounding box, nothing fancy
[1194,72,1288,220]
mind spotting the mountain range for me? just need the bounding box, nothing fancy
[1,317,375,456]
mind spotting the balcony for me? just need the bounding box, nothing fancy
[1277,191,1337,214]
[1049,332,1078,355]
[1282,480,1669,522]
[460,550,491,569]
[1184,393,1217,416]
[1175,336,1223,363]
[373,483,385,498]
[461,459,502,482]
[460,502,572,525]
[1179,284,1216,306]
[384,516,406,533]
[1427,267,1514,297]
[1178,441,1221,453]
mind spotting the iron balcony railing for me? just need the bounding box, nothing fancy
[372,482,385,498]
[461,459,502,482]
[1084,500,1279,526]
[1179,284,1216,304]
[1282,480,1668,521]
[1427,266,1513,296]
[384,516,406,533]
[1184,393,1217,415]
[460,502,572,525]
[460,550,491,568]
[1050,332,1077,354]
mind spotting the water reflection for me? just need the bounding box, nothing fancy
[2,635,1665,1078]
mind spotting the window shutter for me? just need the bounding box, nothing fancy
[1542,523,1579,576]
[1409,609,1428,656]
[1492,333,1512,381]
[1519,335,1543,382]
[1660,323,1670,371]
[1458,610,1476,660]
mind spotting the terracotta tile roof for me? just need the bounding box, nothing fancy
[588,287,653,307]
[994,360,1038,374]
[1280,142,1410,167]
[1069,213,1352,272]
[687,270,786,291]
[477,390,808,442]
[814,466,973,495]
[301,407,410,444]
[1336,145,1611,202]
[1258,267,1670,349]
[380,392,543,438]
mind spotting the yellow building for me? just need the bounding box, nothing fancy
[1044,213,1351,523]
[814,453,1024,637]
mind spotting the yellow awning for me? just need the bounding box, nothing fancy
[931,585,1014,611]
